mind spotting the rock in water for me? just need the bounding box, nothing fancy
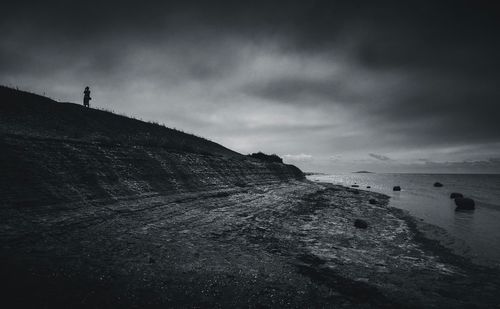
[455,197,475,210]
[366,186,371,189]
[393,186,401,191]
[434,182,443,187]
[351,184,359,188]
[368,199,378,205]
[450,192,464,199]
[354,219,368,229]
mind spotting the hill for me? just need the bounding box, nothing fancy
[0,86,303,207]
[0,86,238,156]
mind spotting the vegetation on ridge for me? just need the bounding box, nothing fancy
[248,152,283,163]
[0,85,237,156]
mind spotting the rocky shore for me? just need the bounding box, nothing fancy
[2,181,500,308]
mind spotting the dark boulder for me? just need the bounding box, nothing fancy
[368,199,378,205]
[450,192,463,199]
[354,219,368,229]
[393,186,401,191]
[455,198,475,210]
[366,186,371,189]
[434,182,443,187]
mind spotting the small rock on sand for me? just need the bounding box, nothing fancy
[354,219,368,229]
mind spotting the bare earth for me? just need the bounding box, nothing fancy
[1,181,500,308]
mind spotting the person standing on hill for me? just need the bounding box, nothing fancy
[83,86,91,107]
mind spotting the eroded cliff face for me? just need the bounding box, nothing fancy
[0,135,303,207]
[0,86,303,208]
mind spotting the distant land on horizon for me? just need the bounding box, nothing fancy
[354,171,373,174]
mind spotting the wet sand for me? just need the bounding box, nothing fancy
[1,180,500,308]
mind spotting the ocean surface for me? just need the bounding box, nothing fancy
[307,173,500,268]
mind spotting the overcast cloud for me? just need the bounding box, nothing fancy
[2,0,500,173]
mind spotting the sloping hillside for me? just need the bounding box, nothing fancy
[0,86,303,207]
[0,86,238,155]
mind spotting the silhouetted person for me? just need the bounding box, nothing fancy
[83,86,91,107]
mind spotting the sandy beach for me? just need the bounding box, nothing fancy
[2,180,500,308]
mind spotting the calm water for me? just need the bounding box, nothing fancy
[307,173,500,268]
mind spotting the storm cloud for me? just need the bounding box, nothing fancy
[2,0,500,172]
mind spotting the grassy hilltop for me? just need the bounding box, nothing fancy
[0,86,239,155]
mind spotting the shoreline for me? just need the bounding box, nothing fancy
[1,180,500,307]
[308,173,500,269]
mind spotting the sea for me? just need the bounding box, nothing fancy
[307,173,500,268]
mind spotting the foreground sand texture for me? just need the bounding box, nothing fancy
[3,182,500,308]
[1,87,500,308]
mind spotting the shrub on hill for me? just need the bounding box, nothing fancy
[248,152,283,163]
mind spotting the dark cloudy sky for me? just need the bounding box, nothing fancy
[2,1,500,173]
